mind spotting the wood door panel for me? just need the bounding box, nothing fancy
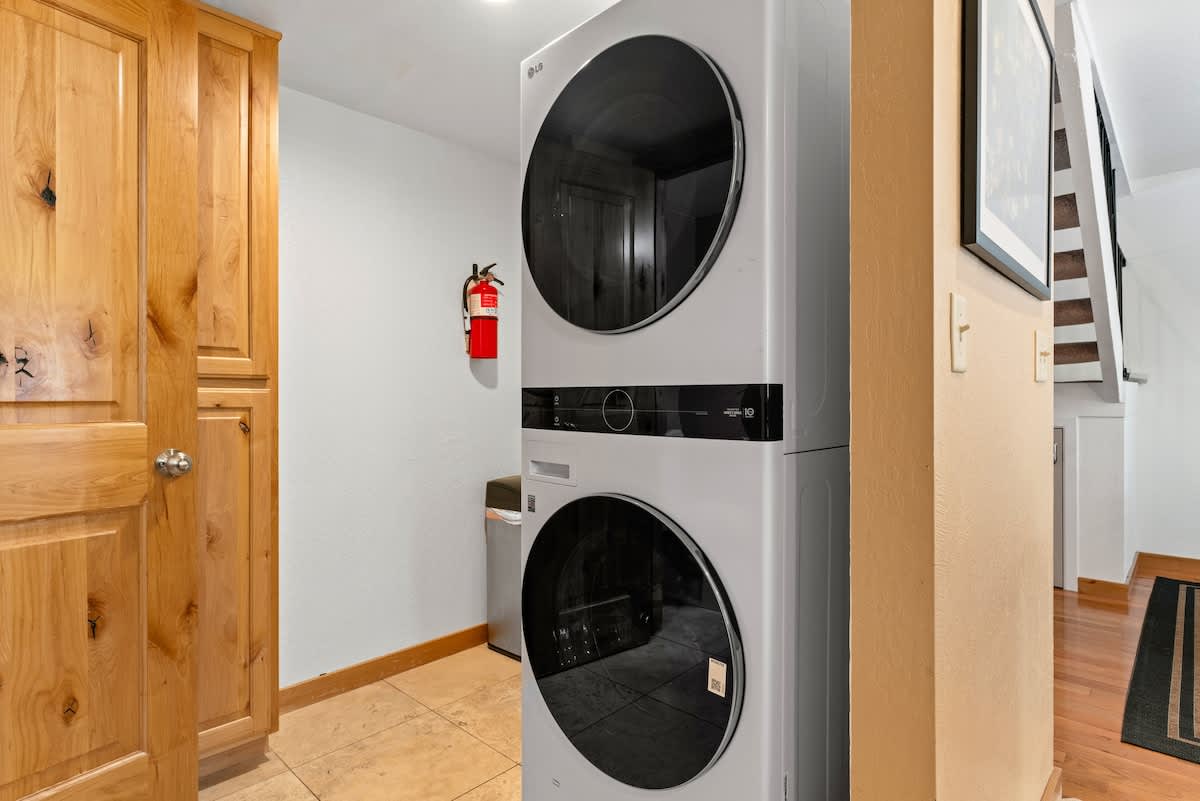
[197,34,250,366]
[0,511,141,801]
[197,20,275,381]
[0,424,147,521]
[0,0,139,422]
[193,10,279,762]
[526,142,653,328]
[0,0,200,797]
[196,404,251,728]
[196,388,273,747]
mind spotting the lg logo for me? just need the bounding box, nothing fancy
[527,61,543,79]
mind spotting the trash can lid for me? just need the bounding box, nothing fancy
[485,475,521,512]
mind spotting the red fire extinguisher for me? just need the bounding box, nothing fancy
[463,263,503,359]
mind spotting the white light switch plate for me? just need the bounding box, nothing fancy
[1036,330,1052,382]
[951,293,969,373]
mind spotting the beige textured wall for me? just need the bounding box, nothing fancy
[851,0,1056,799]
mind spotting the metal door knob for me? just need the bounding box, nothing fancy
[155,449,194,478]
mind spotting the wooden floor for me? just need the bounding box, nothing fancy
[1056,559,1200,800]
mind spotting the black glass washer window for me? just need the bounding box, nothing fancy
[522,495,743,790]
[522,35,744,332]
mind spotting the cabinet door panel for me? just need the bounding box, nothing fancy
[194,9,278,763]
[197,18,275,379]
[198,34,250,368]
[196,388,274,752]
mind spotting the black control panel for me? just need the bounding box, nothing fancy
[522,384,783,441]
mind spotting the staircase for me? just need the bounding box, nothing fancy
[1052,98,1102,381]
[1051,3,1126,402]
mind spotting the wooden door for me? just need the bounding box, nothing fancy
[524,142,655,328]
[563,184,634,330]
[0,1,199,799]
[194,7,279,761]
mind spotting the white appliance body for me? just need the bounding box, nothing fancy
[520,0,849,454]
[521,435,847,801]
[519,0,849,798]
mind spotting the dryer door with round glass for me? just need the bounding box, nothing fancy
[522,495,744,790]
[522,35,744,333]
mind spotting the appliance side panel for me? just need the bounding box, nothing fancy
[786,0,851,453]
[791,446,850,801]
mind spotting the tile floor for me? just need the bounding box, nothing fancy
[200,646,522,801]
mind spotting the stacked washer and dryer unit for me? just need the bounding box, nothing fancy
[518,0,849,799]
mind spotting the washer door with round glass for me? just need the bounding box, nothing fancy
[522,35,744,333]
[522,495,744,790]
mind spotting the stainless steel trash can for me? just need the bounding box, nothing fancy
[485,475,522,660]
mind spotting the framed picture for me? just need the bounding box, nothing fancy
[962,0,1055,300]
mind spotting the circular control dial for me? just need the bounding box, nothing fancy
[602,389,635,432]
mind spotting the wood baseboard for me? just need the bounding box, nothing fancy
[199,736,268,781]
[279,623,489,714]
[1077,552,1200,602]
[1133,552,1200,582]
[1040,767,1063,801]
[1076,576,1131,601]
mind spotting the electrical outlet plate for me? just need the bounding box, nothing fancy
[951,293,969,373]
[1036,330,1052,382]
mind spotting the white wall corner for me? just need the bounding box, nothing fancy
[1055,4,1125,404]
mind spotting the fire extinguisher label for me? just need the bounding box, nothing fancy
[469,293,498,317]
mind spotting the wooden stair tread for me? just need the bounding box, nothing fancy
[1054,194,1081,230]
[1055,341,1100,365]
[1055,297,1094,326]
[1055,249,1087,280]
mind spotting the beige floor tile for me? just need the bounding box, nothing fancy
[455,766,521,801]
[270,681,427,767]
[209,771,317,801]
[386,645,521,708]
[439,676,522,762]
[200,751,291,801]
[294,712,514,801]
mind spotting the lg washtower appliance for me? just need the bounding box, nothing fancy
[519,0,849,799]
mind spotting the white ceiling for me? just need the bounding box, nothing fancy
[1081,0,1200,185]
[205,0,620,162]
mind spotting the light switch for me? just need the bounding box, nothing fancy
[951,293,970,373]
[1036,330,1052,382]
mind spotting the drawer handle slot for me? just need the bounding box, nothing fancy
[529,460,570,481]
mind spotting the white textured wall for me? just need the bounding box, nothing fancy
[278,88,521,686]
[1122,260,1200,560]
[1054,383,1131,587]
[1076,416,1127,581]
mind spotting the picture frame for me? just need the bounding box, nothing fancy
[962,0,1055,300]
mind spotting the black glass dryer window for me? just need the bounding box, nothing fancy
[522,495,743,790]
[522,35,744,332]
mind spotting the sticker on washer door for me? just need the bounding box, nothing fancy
[707,658,728,698]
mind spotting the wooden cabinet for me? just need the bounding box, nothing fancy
[193,5,280,762]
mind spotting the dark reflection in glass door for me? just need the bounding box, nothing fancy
[522,495,743,789]
[523,35,743,332]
